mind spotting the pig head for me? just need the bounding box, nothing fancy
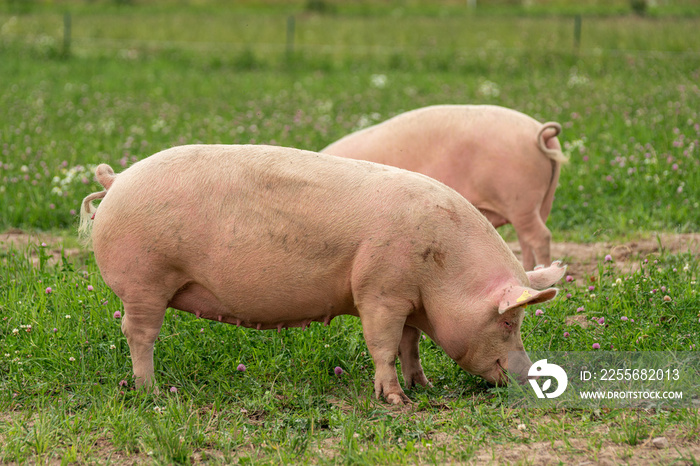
[79,144,565,405]
[408,261,566,390]
[321,105,568,271]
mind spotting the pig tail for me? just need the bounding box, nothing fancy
[78,190,106,245]
[78,163,116,246]
[537,122,568,164]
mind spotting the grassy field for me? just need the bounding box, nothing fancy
[2,4,700,239]
[1,1,700,464]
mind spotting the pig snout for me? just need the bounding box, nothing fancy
[504,351,534,385]
[490,352,532,386]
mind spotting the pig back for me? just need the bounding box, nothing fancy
[322,105,545,173]
[324,105,556,209]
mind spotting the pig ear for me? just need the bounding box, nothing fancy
[526,260,567,290]
[497,285,558,314]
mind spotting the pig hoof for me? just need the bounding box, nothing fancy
[415,375,432,388]
[386,393,409,405]
[406,373,432,388]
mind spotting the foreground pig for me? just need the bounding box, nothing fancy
[80,144,565,404]
[321,105,567,271]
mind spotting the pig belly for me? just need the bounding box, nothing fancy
[477,209,508,229]
[168,281,355,330]
[99,224,361,331]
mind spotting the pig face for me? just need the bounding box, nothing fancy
[446,283,559,387]
[456,306,528,385]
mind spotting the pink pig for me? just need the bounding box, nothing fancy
[80,144,565,404]
[321,105,567,270]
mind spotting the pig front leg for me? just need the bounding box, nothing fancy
[120,300,167,394]
[398,325,432,389]
[358,305,412,405]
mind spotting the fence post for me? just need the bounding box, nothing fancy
[573,14,582,52]
[286,15,295,59]
[63,11,72,58]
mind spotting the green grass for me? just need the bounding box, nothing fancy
[1,244,698,463]
[1,2,699,463]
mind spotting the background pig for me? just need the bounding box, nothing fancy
[80,144,565,404]
[321,105,567,271]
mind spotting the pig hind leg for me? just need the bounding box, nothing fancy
[512,211,552,271]
[357,303,413,404]
[120,299,167,393]
[398,325,432,388]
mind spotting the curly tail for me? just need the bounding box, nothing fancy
[78,164,116,246]
[537,122,568,164]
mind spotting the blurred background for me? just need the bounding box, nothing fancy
[1,0,699,241]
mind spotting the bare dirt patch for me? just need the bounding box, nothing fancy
[0,229,84,267]
[466,413,700,465]
[508,233,700,282]
[470,435,700,465]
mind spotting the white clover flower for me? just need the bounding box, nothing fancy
[567,72,589,88]
[354,113,381,131]
[52,164,96,193]
[564,138,587,158]
[477,79,500,98]
[1,16,18,36]
[370,74,387,89]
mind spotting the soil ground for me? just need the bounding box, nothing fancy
[469,433,700,465]
[509,233,700,281]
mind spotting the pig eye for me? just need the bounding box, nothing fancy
[503,321,513,330]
